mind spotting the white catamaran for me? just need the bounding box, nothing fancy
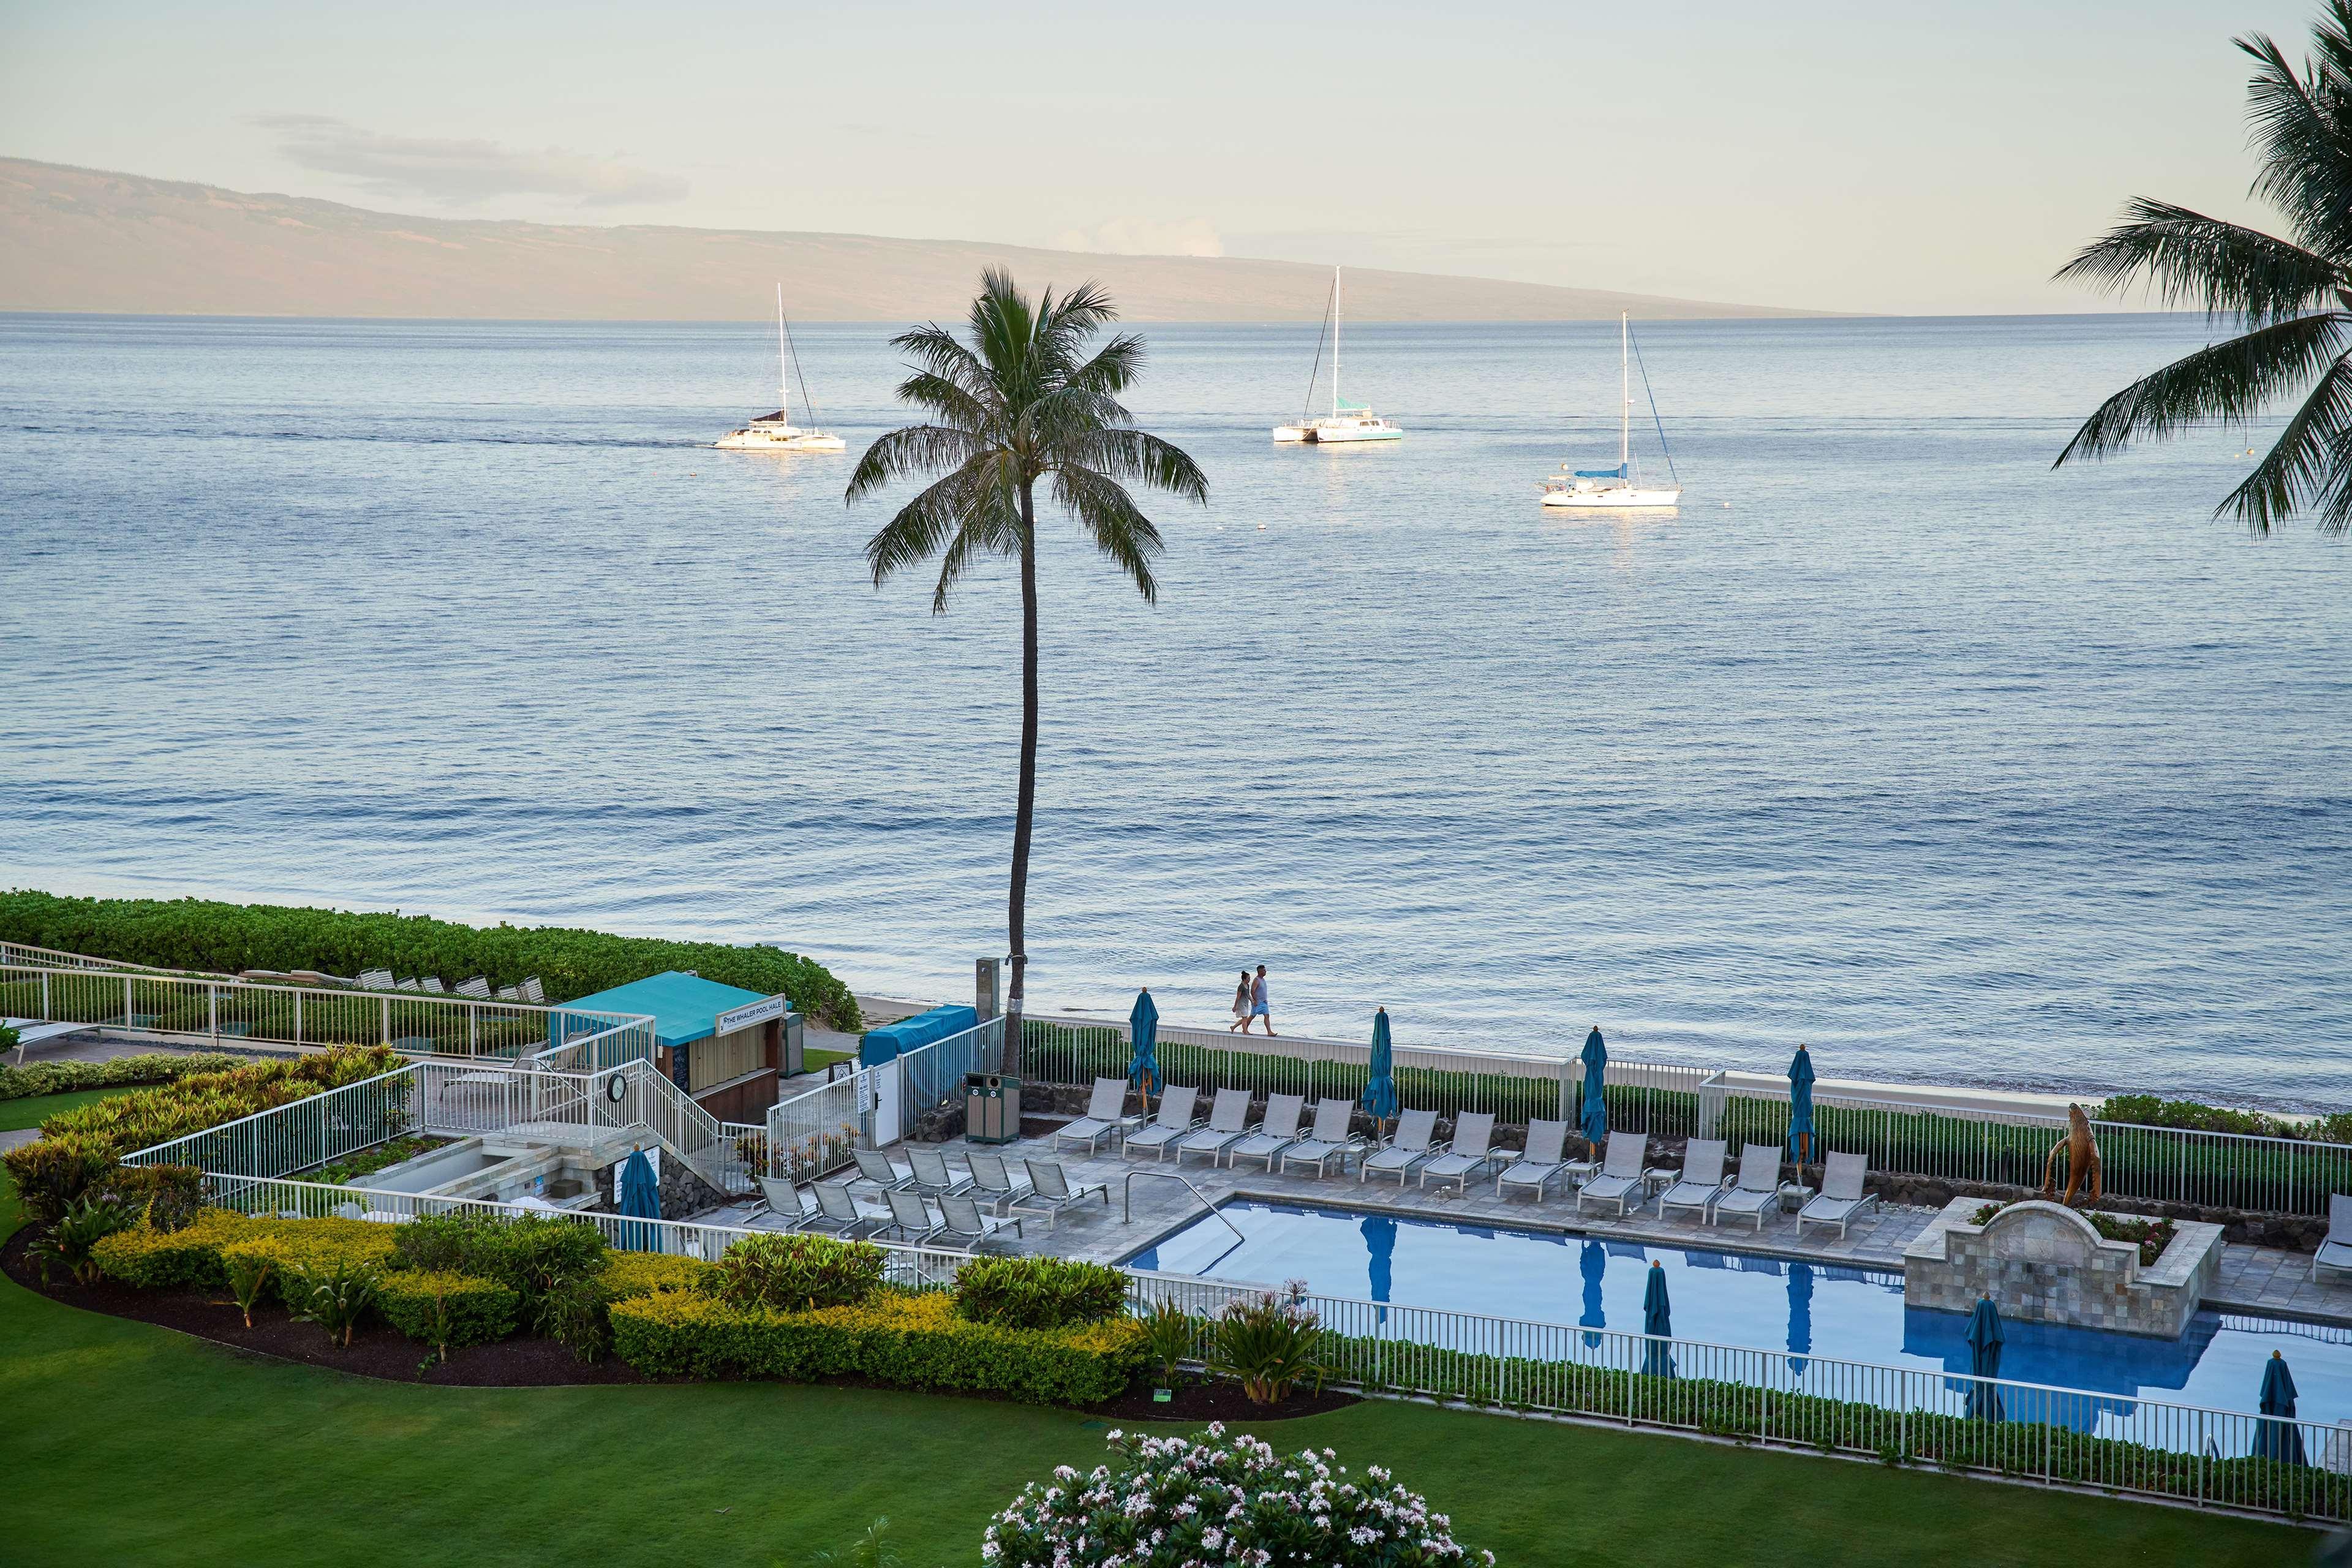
[714,285,846,453]
[1273,266,1403,444]
[1542,312,1681,508]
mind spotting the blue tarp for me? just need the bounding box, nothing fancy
[859,1003,981,1066]
[1575,464,1627,478]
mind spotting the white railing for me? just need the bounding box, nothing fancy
[121,1063,423,1176]
[766,1070,867,1183]
[896,1016,1008,1124]
[593,1061,736,1193]
[0,963,655,1068]
[0,941,221,976]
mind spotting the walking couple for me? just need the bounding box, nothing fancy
[1227,963,1275,1036]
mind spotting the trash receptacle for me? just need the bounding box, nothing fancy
[965,1072,1021,1144]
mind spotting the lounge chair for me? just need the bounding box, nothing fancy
[1496,1118,1574,1201]
[1575,1132,1662,1217]
[880,1187,944,1245]
[1712,1144,1785,1231]
[358,968,395,990]
[2313,1194,2352,1281]
[395,978,421,992]
[1226,1093,1306,1171]
[519,977,546,1005]
[1121,1086,1202,1161]
[851,1147,914,1194]
[802,1182,883,1238]
[420,977,446,994]
[754,1175,814,1228]
[456,976,492,999]
[1419,1111,1501,1195]
[1279,1099,1367,1177]
[1013,1159,1109,1229]
[496,984,521,1001]
[1657,1139,1731,1223]
[1054,1076,1142,1154]
[1360,1108,1439,1186]
[965,1148,1033,1215]
[906,1146,973,1197]
[937,1193,1024,1253]
[1797,1152,1880,1238]
[1174,1088,1254,1166]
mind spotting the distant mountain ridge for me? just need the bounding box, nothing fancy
[0,157,1822,322]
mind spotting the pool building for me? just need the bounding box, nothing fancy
[564,970,803,1121]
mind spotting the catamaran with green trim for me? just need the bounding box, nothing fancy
[1273,266,1403,444]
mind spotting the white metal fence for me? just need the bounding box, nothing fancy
[764,1070,868,1183]
[0,941,216,975]
[897,1017,1008,1125]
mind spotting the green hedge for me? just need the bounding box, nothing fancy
[377,1270,520,1350]
[0,1052,253,1104]
[0,889,861,1032]
[610,1286,1147,1405]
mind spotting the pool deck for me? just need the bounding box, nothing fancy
[695,1131,2352,1327]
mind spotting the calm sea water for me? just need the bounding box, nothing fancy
[1,312,2346,1105]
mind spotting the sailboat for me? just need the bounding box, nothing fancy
[714,284,846,453]
[1272,266,1403,444]
[1541,312,1681,508]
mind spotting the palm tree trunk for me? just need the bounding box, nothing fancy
[1005,478,1039,1075]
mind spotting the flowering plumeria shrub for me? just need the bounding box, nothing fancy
[984,1424,1493,1567]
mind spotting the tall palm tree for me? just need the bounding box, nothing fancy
[846,269,1207,1063]
[2055,1,2352,533]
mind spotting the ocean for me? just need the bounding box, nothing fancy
[1,311,2345,1106]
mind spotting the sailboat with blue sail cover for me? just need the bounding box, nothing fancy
[1542,312,1681,507]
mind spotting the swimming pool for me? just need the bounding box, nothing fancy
[1125,1200,2350,1436]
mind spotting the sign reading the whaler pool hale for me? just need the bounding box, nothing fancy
[715,993,791,1035]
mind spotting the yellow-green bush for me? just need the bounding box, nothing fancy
[93,1208,254,1291]
[379,1270,519,1350]
[218,1220,399,1308]
[601,1251,709,1301]
[610,1287,1147,1404]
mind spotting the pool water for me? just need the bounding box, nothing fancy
[1125,1200,2350,1433]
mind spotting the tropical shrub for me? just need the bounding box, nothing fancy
[1137,1298,1200,1386]
[2094,1093,2352,1145]
[698,1232,886,1314]
[951,1255,1129,1332]
[28,1194,140,1285]
[1206,1289,1333,1405]
[610,1287,1146,1404]
[984,1426,1493,1567]
[219,1218,399,1307]
[287,1258,383,1348]
[601,1251,710,1300]
[94,1207,253,1291]
[4,1136,118,1224]
[301,1136,448,1187]
[0,1051,247,1102]
[379,1270,520,1356]
[390,1212,609,1311]
[0,888,861,1031]
[107,1163,205,1231]
[0,1022,17,1056]
[223,1250,274,1327]
[1970,1199,2178,1265]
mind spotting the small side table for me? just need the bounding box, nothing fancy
[1777,1182,1814,1214]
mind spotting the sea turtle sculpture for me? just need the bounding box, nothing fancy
[2040,1103,2103,1207]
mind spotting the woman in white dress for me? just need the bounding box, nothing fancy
[1227,970,1253,1033]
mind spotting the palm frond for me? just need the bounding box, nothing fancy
[2052,201,2340,325]
[1050,464,1164,603]
[1064,426,1210,504]
[846,424,987,502]
[2219,347,2352,533]
[863,466,984,586]
[2236,19,2352,257]
[2053,311,2350,466]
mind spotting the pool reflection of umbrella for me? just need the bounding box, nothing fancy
[2255,1351,2308,1466]
[1579,1241,1608,1349]
[1964,1297,2005,1422]
[1640,1261,1676,1379]
[1128,989,1161,1115]
[1787,1261,1815,1377]
[1786,1046,1817,1175]
[619,1146,661,1253]
[1579,1027,1609,1156]
[1360,1214,1397,1324]
[1362,1008,1399,1128]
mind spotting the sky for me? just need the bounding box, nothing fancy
[0,0,2325,315]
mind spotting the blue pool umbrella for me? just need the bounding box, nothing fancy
[1964,1297,2007,1422]
[1579,1241,1608,1349]
[1362,1008,1399,1125]
[2255,1351,2308,1466]
[1128,988,1161,1107]
[618,1147,661,1253]
[1578,1027,1609,1152]
[1640,1261,1676,1379]
[1786,1045,1817,1170]
[1787,1261,1815,1377]
[1360,1214,1397,1317]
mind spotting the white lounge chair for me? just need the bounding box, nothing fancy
[1174,1088,1254,1166]
[395,978,421,992]
[936,1193,1023,1253]
[455,976,492,999]
[1575,1132,1662,1217]
[1419,1111,1501,1194]
[420,977,446,994]
[965,1148,1032,1215]
[358,968,395,990]
[803,1182,883,1238]
[1122,1086,1202,1161]
[1013,1158,1109,1229]
[1797,1152,1880,1238]
[496,984,521,1001]
[1055,1076,1141,1154]
[1713,1144,1785,1231]
[754,1175,815,1229]
[1497,1118,1575,1201]
[906,1146,973,1197]
[1226,1093,1306,1171]
[1657,1138,1731,1223]
[1280,1099,1367,1177]
[851,1147,914,1193]
[1360,1108,1439,1186]
[519,977,546,1004]
[880,1187,944,1245]
[2313,1194,2352,1281]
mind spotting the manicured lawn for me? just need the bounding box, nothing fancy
[1,1084,137,1133]
[0,1093,2310,1567]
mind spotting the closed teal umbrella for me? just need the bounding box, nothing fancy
[619,1146,661,1253]
[1362,1008,1399,1125]
[2256,1351,2307,1466]
[1965,1297,2006,1422]
[1128,988,1161,1113]
[1360,1214,1396,1321]
[1578,1027,1609,1154]
[1786,1045,1817,1171]
[1787,1261,1815,1378]
[1640,1261,1676,1379]
[1579,1240,1608,1349]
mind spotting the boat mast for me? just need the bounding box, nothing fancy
[1619,312,1630,477]
[776,282,790,424]
[1332,266,1341,420]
